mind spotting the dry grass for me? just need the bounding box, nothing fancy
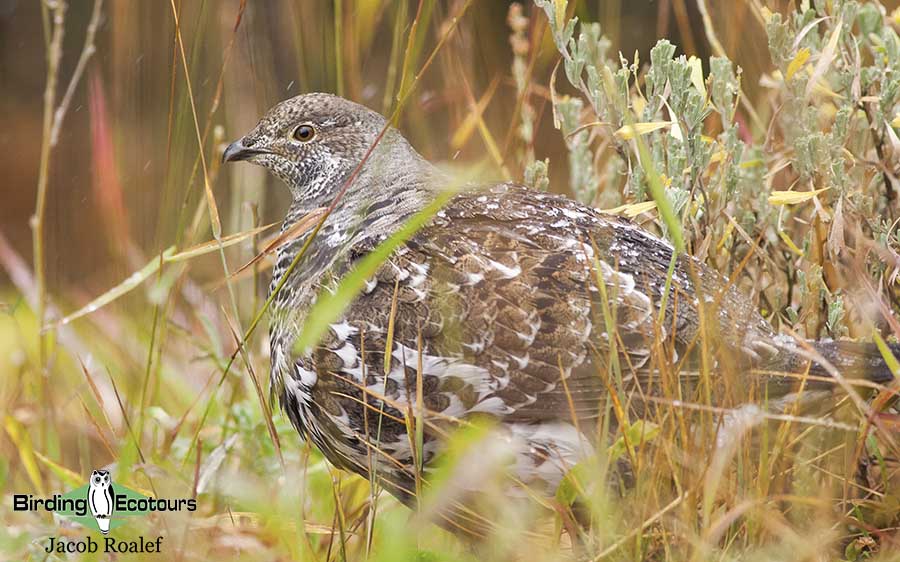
[1,1,899,561]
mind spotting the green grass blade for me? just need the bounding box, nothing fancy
[872,331,900,381]
[633,128,685,254]
[294,187,457,355]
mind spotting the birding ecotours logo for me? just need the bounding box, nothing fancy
[87,469,114,534]
[12,469,197,534]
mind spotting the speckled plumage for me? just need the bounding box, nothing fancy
[224,93,895,535]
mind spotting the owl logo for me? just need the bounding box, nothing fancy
[87,470,114,534]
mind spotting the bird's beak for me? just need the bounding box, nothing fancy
[222,138,267,163]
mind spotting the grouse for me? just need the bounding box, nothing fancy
[223,93,896,534]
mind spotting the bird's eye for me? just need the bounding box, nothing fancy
[293,124,316,142]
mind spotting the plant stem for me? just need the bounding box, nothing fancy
[33,0,66,366]
[33,0,104,366]
[334,0,344,96]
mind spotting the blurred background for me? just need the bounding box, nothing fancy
[0,0,783,302]
[3,1,900,560]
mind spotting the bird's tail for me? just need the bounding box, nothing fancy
[807,339,899,385]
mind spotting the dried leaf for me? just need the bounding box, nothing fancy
[232,208,327,278]
[885,119,900,156]
[168,222,276,262]
[716,220,735,251]
[564,120,612,139]
[632,94,646,115]
[602,200,658,218]
[786,47,810,80]
[778,230,804,256]
[554,0,567,27]
[688,56,707,97]
[768,187,829,206]
[196,434,237,494]
[614,121,672,140]
[549,60,562,130]
[791,17,829,50]
[828,198,845,257]
[806,21,842,100]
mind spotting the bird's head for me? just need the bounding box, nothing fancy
[223,93,421,207]
[90,470,110,487]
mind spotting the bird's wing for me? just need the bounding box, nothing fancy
[306,184,776,433]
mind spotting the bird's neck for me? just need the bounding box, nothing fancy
[279,140,440,285]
